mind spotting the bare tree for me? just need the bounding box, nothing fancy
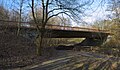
[8,0,25,35]
[0,5,9,20]
[30,0,93,55]
[17,0,24,35]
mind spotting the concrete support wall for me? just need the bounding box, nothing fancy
[75,37,108,46]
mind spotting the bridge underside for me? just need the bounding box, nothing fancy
[22,28,109,46]
[42,29,109,39]
[28,28,109,46]
[45,29,108,46]
[1,26,109,46]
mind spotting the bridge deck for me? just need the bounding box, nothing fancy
[0,20,110,33]
[0,20,110,38]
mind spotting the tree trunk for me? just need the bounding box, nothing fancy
[36,28,45,56]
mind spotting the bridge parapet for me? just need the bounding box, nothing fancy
[0,20,110,33]
[45,24,110,33]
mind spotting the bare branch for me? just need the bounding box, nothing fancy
[41,0,45,26]
[46,11,69,22]
[45,0,49,22]
[48,8,82,16]
[48,8,62,14]
[31,0,40,31]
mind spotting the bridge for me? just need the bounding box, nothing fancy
[0,20,111,46]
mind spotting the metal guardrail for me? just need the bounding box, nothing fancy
[0,20,110,33]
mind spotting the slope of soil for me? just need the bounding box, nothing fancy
[0,29,38,69]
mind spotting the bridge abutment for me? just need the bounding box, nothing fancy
[74,37,108,47]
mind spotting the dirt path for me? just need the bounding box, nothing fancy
[13,50,120,70]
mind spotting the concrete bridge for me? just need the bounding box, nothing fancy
[0,20,111,46]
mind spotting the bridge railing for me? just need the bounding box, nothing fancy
[0,20,109,33]
[45,24,109,33]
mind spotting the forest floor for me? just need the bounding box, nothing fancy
[14,50,120,70]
